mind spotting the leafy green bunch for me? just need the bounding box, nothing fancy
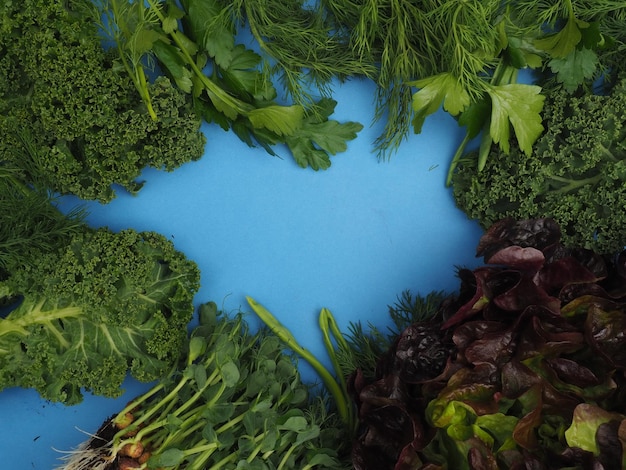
[452,70,626,253]
[224,0,625,178]
[405,0,623,184]
[57,303,350,470]
[97,0,364,171]
[0,0,206,202]
[0,175,201,404]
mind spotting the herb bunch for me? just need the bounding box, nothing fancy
[0,175,201,404]
[205,1,625,180]
[96,0,364,171]
[452,68,626,254]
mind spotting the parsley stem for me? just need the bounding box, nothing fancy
[145,0,253,118]
[446,131,473,186]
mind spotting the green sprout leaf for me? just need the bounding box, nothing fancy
[148,448,185,467]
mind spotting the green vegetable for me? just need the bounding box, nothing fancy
[96,0,364,171]
[197,1,624,178]
[0,0,206,202]
[336,219,626,469]
[247,291,449,442]
[0,178,200,404]
[57,302,350,469]
[451,71,626,253]
[246,297,355,430]
[0,168,85,273]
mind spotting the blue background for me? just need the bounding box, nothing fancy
[0,76,484,468]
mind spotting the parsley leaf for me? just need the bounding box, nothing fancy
[183,0,234,68]
[486,84,545,156]
[534,15,589,58]
[285,99,363,170]
[409,73,471,134]
[248,104,304,136]
[548,47,598,92]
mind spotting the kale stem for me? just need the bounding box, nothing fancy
[548,174,603,194]
[598,143,618,161]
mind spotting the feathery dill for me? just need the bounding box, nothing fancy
[229,0,375,106]
[320,0,506,155]
[0,130,85,272]
[335,290,449,381]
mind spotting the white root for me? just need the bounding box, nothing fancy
[53,426,117,470]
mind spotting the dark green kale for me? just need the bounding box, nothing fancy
[0,0,206,202]
[0,224,201,404]
[0,175,201,404]
[451,72,626,254]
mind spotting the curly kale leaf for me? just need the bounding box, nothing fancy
[0,227,200,404]
[452,73,626,254]
[0,0,206,202]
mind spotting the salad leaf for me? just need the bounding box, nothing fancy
[344,217,626,469]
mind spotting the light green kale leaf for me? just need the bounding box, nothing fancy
[0,227,200,404]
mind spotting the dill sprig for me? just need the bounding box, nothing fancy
[335,290,449,381]
[0,171,85,272]
[228,0,375,106]
[0,129,85,272]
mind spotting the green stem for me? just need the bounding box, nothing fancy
[108,0,158,121]
[548,174,602,194]
[173,368,221,418]
[246,297,351,426]
[277,442,298,470]
[318,308,355,429]
[114,375,190,444]
[446,131,473,186]
[145,0,253,118]
[0,302,82,338]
